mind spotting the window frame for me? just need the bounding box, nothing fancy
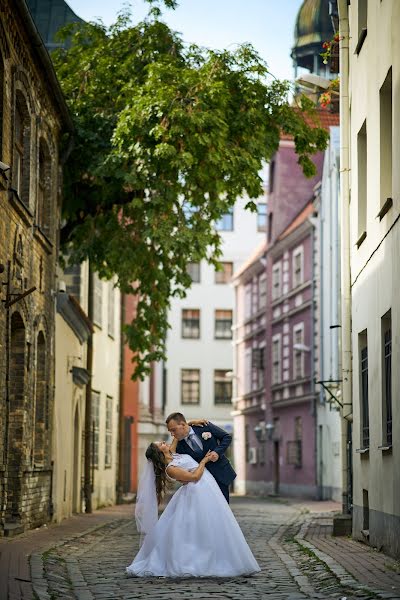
[181,369,200,405]
[292,245,304,289]
[181,308,200,339]
[214,309,233,340]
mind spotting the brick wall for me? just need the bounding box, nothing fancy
[0,0,67,534]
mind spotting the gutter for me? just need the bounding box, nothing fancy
[338,0,352,515]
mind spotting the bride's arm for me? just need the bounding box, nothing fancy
[167,452,212,483]
[187,418,209,427]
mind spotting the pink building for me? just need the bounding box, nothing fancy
[233,110,339,497]
[232,242,269,495]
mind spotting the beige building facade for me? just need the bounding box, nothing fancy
[340,0,400,557]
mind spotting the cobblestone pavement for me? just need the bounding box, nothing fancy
[29,497,398,600]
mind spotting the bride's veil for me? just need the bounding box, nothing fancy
[135,459,158,546]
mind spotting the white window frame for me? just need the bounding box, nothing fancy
[244,283,252,319]
[293,323,305,380]
[258,273,267,309]
[272,262,282,301]
[272,334,282,385]
[292,245,304,289]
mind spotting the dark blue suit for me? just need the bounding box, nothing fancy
[176,422,236,503]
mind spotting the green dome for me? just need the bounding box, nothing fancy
[291,0,334,72]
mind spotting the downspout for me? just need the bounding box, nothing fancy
[117,294,125,504]
[84,268,94,513]
[338,0,352,514]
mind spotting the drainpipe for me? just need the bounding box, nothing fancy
[84,268,93,513]
[338,0,352,514]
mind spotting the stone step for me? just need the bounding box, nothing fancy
[3,522,24,537]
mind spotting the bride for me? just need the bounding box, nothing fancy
[126,429,260,578]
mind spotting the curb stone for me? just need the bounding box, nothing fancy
[295,517,397,600]
[268,509,321,597]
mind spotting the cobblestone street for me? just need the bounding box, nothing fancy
[2,497,400,600]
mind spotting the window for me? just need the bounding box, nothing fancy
[269,160,275,193]
[293,325,304,379]
[379,68,392,213]
[245,424,250,463]
[91,391,100,469]
[215,262,233,284]
[186,262,200,283]
[182,309,200,339]
[272,335,281,384]
[359,332,369,448]
[105,395,113,468]
[268,212,273,243]
[292,246,303,288]
[34,331,48,465]
[215,208,233,231]
[37,139,51,235]
[252,347,265,389]
[181,369,200,404]
[215,309,232,339]
[357,121,367,243]
[244,283,252,319]
[108,282,115,338]
[287,416,302,467]
[356,0,367,54]
[214,370,232,404]
[257,203,267,232]
[272,262,282,300]
[382,312,392,446]
[93,273,102,328]
[258,274,267,309]
[13,92,31,205]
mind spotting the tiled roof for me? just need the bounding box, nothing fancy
[280,108,340,141]
[277,202,314,241]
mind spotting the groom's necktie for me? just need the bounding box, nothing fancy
[186,431,202,451]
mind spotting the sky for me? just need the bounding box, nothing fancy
[66,0,304,82]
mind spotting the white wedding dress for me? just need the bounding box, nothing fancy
[126,454,260,578]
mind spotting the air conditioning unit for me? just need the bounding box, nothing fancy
[248,447,257,465]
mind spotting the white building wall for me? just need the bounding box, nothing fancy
[164,196,266,432]
[347,0,400,556]
[317,126,342,503]
[91,277,121,509]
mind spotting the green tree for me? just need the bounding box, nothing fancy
[54,2,328,379]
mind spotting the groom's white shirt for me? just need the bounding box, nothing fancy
[185,427,203,451]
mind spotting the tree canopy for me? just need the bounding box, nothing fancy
[54,2,328,379]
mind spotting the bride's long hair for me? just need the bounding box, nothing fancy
[145,443,169,504]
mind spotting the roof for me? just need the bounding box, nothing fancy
[233,241,267,281]
[16,0,73,131]
[277,202,314,241]
[26,0,84,50]
[280,108,340,141]
[293,0,333,49]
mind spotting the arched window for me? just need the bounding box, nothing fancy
[34,331,48,465]
[37,138,51,235]
[8,312,26,518]
[9,313,25,419]
[0,55,4,157]
[13,90,31,205]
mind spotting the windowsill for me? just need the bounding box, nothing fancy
[9,188,34,226]
[214,337,233,341]
[355,447,369,454]
[33,225,53,255]
[355,28,367,55]
[378,444,392,453]
[182,336,200,340]
[376,197,393,221]
[356,230,367,248]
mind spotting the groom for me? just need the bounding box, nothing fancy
[166,412,236,503]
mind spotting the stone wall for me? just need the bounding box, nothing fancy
[0,0,68,535]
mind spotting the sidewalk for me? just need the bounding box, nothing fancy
[0,504,133,600]
[286,499,400,599]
